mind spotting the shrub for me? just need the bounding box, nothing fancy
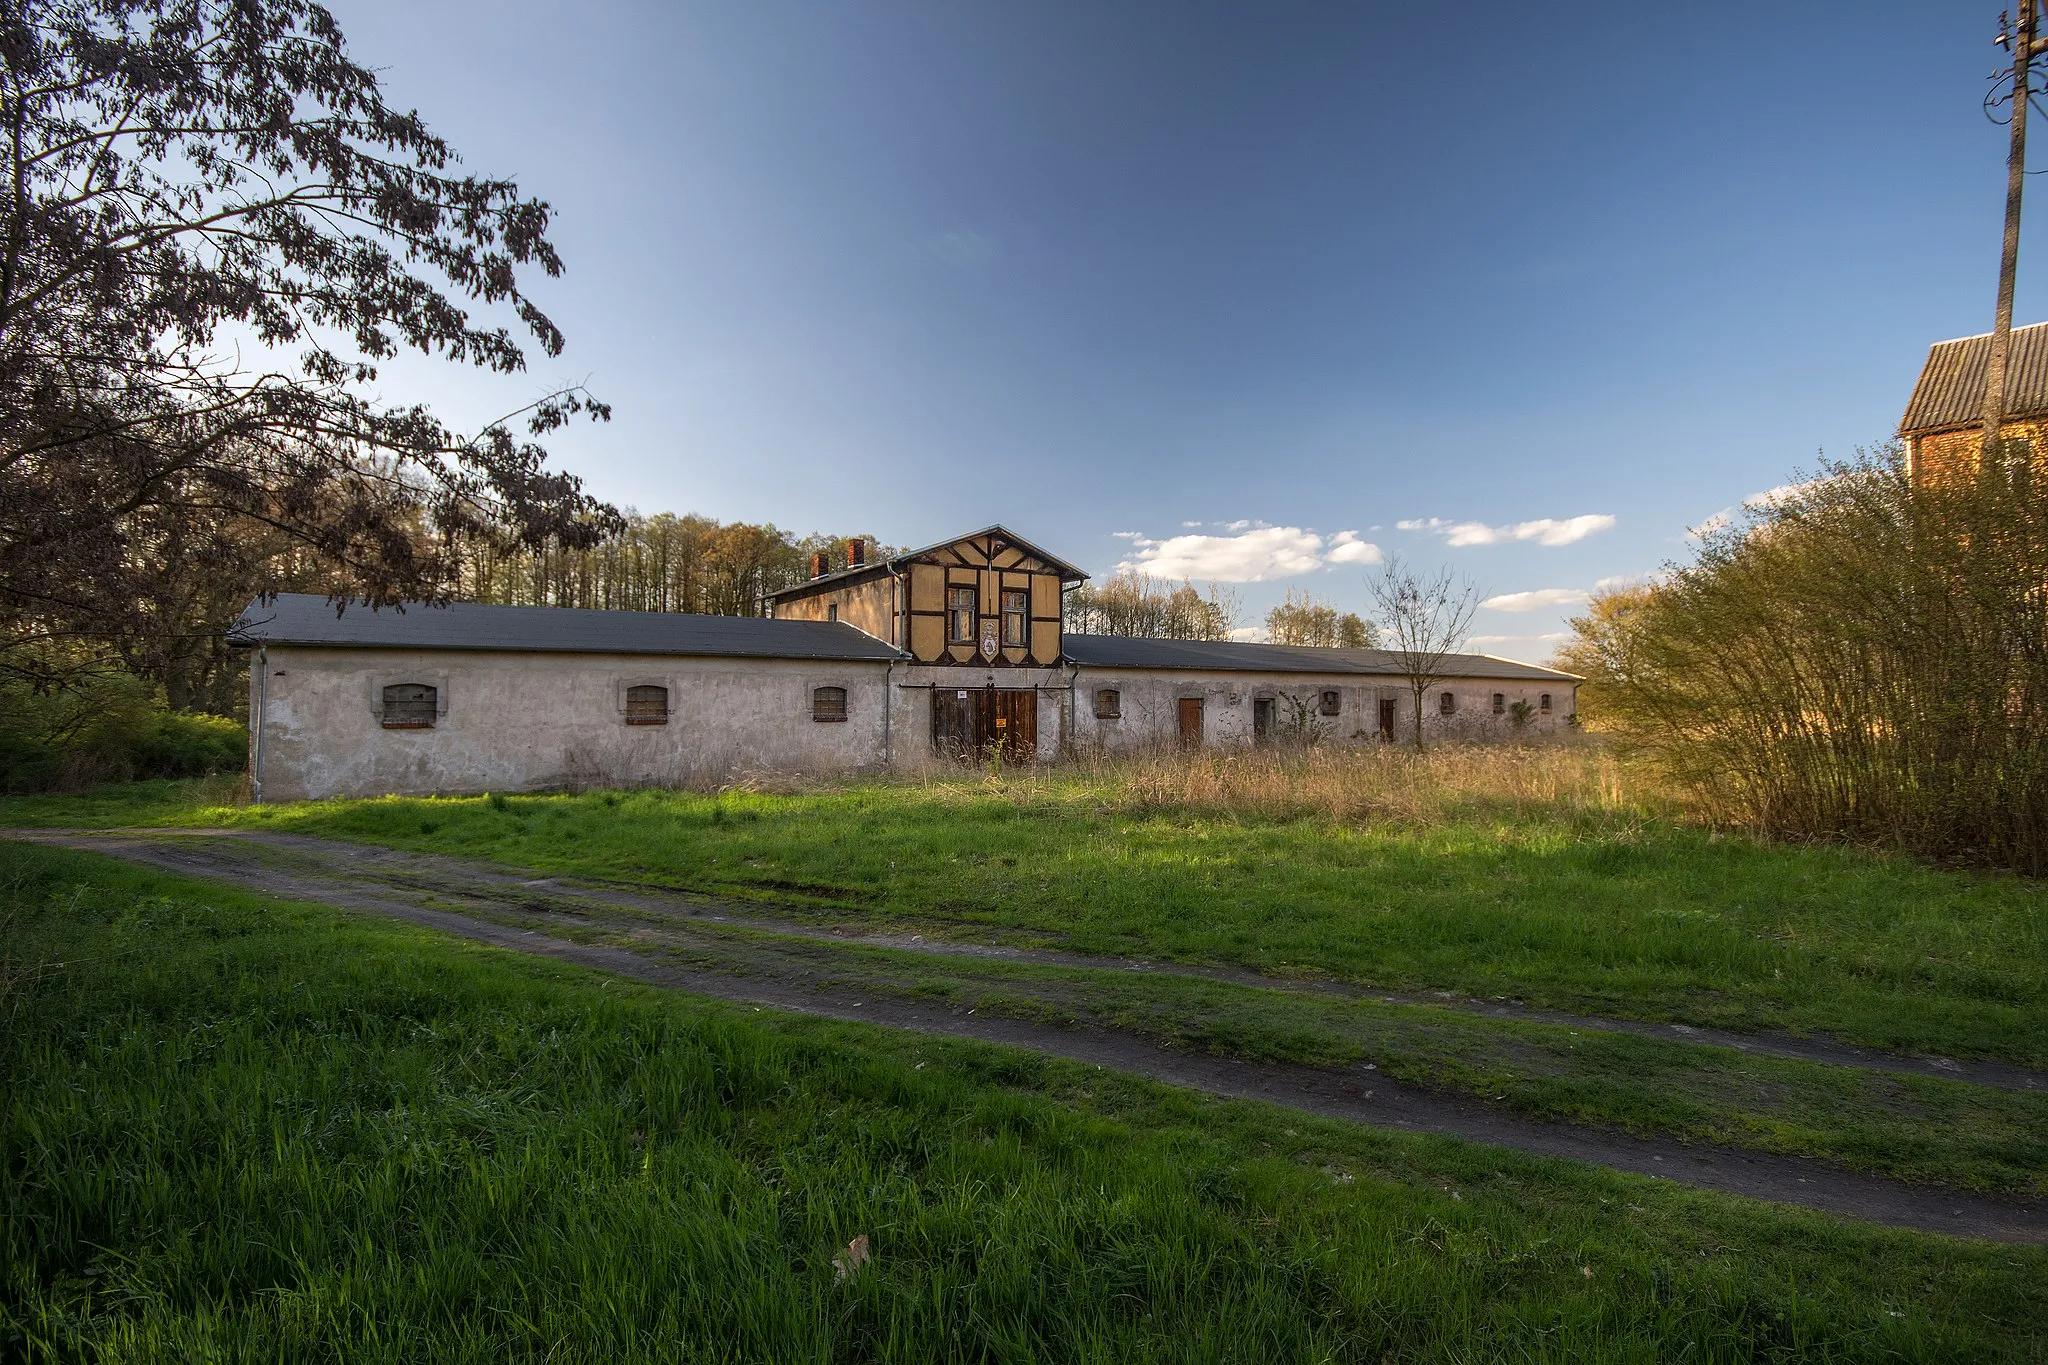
[1564,444,2048,874]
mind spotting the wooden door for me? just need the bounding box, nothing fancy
[987,688,1036,762]
[1378,698,1397,742]
[932,689,975,760]
[1177,697,1203,747]
[933,687,1037,763]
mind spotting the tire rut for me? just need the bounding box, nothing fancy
[7,827,2046,1244]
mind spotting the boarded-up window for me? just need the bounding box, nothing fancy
[625,684,669,725]
[1539,692,1552,713]
[1438,691,1456,716]
[948,587,975,643]
[1319,689,1341,717]
[1492,693,1506,715]
[1094,688,1121,719]
[812,686,848,722]
[381,683,437,729]
[1002,589,1027,646]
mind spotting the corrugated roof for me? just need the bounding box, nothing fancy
[1063,635,1579,682]
[1900,321,2048,434]
[229,594,904,661]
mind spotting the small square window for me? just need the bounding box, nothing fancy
[1319,689,1341,717]
[1438,691,1456,716]
[625,684,669,725]
[382,683,437,729]
[812,686,848,722]
[1492,693,1506,715]
[1094,688,1121,719]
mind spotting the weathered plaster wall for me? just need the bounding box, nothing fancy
[1069,668,1576,752]
[252,648,894,800]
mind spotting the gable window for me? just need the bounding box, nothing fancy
[1438,691,1456,716]
[1539,693,1552,713]
[1002,589,1028,646]
[947,586,976,643]
[1094,688,1121,719]
[625,684,669,725]
[827,604,839,623]
[812,686,848,722]
[1319,689,1341,717]
[382,683,437,729]
[1492,693,1507,715]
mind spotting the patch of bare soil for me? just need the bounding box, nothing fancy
[7,826,2045,1244]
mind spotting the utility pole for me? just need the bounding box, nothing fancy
[1982,2,2048,456]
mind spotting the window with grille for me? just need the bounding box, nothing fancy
[1002,590,1028,646]
[381,683,437,729]
[1492,693,1506,715]
[812,686,848,722]
[947,586,975,643]
[1319,690,1341,717]
[1094,688,1121,719]
[1438,691,1456,716]
[1539,693,1552,713]
[625,684,669,725]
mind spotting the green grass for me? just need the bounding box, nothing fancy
[4,841,2045,1362]
[13,776,2043,1067]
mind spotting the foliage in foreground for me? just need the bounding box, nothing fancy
[3,841,2042,1363]
[0,667,244,793]
[1559,446,2048,874]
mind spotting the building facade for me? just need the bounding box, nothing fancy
[234,525,1580,801]
[1900,320,2048,481]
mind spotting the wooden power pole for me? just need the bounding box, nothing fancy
[1983,2,2048,455]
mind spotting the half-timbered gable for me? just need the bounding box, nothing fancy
[768,525,1085,668]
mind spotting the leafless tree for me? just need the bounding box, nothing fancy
[1365,556,1479,750]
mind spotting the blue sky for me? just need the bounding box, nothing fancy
[340,1,2024,656]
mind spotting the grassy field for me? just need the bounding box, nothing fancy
[10,748,2043,1067]
[4,840,2046,1362]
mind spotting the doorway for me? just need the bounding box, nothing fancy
[1252,696,1274,745]
[1378,698,1397,742]
[931,687,1038,763]
[1176,696,1204,747]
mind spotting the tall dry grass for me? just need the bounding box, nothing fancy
[894,740,1672,829]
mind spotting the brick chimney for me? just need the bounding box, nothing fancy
[809,551,829,579]
[846,537,867,570]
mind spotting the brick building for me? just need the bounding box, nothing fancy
[1900,320,2048,480]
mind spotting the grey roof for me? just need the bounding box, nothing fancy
[1063,634,1579,682]
[1900,321,2048,433]
[229,594,904,662]
[768,523,1089,601]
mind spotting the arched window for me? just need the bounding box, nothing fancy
[1438,691,1456,716]
[1094,688,1121,719]
[381,683,437,729]
[1492,693,1506,715]
[625,684,669,725]
[812,686,848,722]
[1319,689,1341,717]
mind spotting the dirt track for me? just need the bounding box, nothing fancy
[8,826,2046,1244]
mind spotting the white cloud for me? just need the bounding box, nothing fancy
[1181,520,1203,528]
[1481,587,1590,613]
[1398,513,1616,547]
[1744,479,1820,508]
[1592,574,1644,591]
[1111,530,1143,540]
[1112,525,1383,582]
[1227,626,1267,642]
[1687,510,1732,541]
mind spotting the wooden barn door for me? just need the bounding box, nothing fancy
[1177,697,1204,747]
[932,689,975,761]
[932,687,1037,763]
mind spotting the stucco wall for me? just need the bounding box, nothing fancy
[252,648,894,800]
[1069,668,1576,752]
